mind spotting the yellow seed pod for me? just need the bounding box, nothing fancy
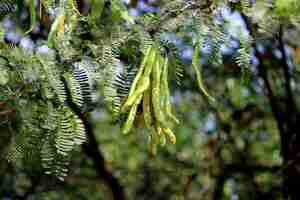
[162,128,176,144]
[192,45,215,101]
[155,122,162,136]
[161,56,179,124]
[153,122,165,146]
[152,52,161,88]
[122,77,150,112]
[48,14,65,47]
[122,47,154,112]
[122,95,143,134]
[143,86,153,129]
[135,112,145,128]
[127,47,152,98]
[149,134,157,157]
[151,54,169,127]
[58,15,65,35]
[143,49,156,77]
[152,88,168,128]
[71,0,82,16]
[159,133,166,146]
[148,125,161,156]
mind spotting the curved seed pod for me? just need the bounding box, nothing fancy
[143,49,156,77]
[149,125,160,156]
[122,47,155,112]
[152,87,168,128]
[149,140,157,157]
[155,121,162,136]
[192,45,215,101]
[151,57,168,128]
[25,0,37,34]
[154,122,166,146]
[48,14,65,48]
[143,85,153,129]
[58,15,65,34]
[162,128,176,144]
[162,56,179,124]
[160,132,166,146]
[122,95,143,134]
[127,47,152,98]
[70,0,81,16]
[135,112,145,128]
[152,52,161,88]
[122,77,150,112]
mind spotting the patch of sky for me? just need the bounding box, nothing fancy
[4,31,21,44]
[2,17,15,30]
[19,37,34,53]
[203,113,216,133]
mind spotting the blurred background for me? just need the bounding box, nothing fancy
[2,0,300,199]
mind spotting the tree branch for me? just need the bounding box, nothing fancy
[211,161,281,200]
[278,24,296,112]
[144,0,212,34]
[240,13,289,161]
[61,77,126,200]
[212,170,226,200]
[81,121,126,200]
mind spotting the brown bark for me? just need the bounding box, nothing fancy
[241,13,300,200]
[61,77,126,200]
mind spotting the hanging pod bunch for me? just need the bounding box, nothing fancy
[121,46,179,155]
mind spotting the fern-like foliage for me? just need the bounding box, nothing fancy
[67,67,93,111]
[0,0,17,15]
[0,0,268,180]
[235,33,252,82]
[39,104,85,180]
[207,21,229,66]
[159,37,184,85]
[109,65,138,117]
[190,15,229,67]
[228,0,251,11]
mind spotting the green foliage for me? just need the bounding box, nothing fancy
[160,37,184,85]
[0,0,269,182]
[275,0,300,18]
[2,0,300,199]
[66,67,93,111]
[0,0,17,16]
[235,32,252,82]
